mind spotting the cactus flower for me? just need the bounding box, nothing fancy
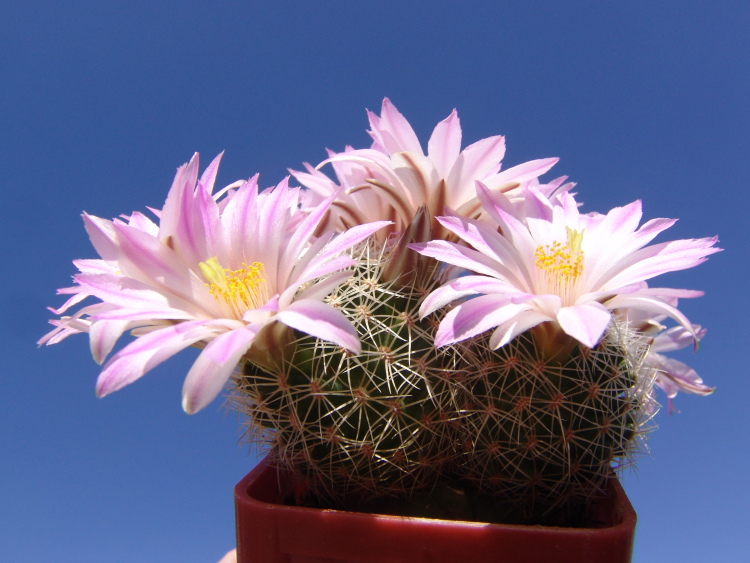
[40,153,389,414]
[411,182,720,350]
[291,98,568,240]
[40,101,721,524]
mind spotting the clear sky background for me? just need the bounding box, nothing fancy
[2,2,748,562]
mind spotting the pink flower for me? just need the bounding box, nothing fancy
[410,182,721,350]
[291,98,565,240]
[40,153,389,413]
[650,325,714,406]
[628,307,714,407]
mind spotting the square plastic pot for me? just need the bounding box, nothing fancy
[235,457,636,563]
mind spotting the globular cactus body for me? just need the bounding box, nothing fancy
[457,321,656,523]
[233,239,658,523]
[235,242,468,507]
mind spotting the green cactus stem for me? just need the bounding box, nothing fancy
[232,240,472,508]
[455,319,658,524]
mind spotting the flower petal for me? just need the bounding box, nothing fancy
[556,303,612,347]
[427,109,461,178]
[96,320,215,398]
[181,324,262,414]
[601,236,721,290]
[275,298,361,353]
[434,295,528,347]
[489,310,550,349]
[485,157,559,189]
[89,319,132,364]
[370,98,423,154]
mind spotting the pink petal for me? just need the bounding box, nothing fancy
[420,275,518,318]
[435,215,529,289]
[288,255,355,296]
[605,293,698,337]
[409,239,509,280]
[447,136,506,203]
[114,223,188,282]
[96,320,214,398]
[275,299,361,353]
[393,151,439,204]
[83,213,119,261]
[89,319,131,364]
[556,303,611,348]
[91,308,197,321]
[373,98,422,154]
[159,154,200,245]
[427,109,462,178]
[295,271,353,302]
[220,176,259,264]
[434,295,527,347]
[484,157,559,189]
[199,152,224,195]
[489,310,550,349]
[127,211,159,236]
[652,325,706,353]
[47,289,90,316]
[652,355,714,398]
[299,220,391,282]
[602,236,721,290]
[475,182,537,260]
[74,273,202,317]
[181,324,261,414]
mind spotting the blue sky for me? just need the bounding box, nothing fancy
[2,2,748,561]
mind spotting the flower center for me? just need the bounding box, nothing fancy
[199,257,270,318]
[534,227,584,302]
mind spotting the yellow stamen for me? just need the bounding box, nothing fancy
[199,257,270,318]
[534,228,585,302]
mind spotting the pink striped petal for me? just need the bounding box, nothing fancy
[96,320,214,398]
[373,98,422,154]
[199,152,224,194]
[159,154,200,244]
[220,175,259,264]
[427,109,462,178]
[448,136,506,202]
[434,295,526,347]
[275,299,361,353]
[182,324,262,414]
[299,220,391,281]
[74,273,202,317]
[420,276,512,318]
[605,294,697,337]
[83,213,119,261]
[410,239,509,280]
[489,310,550,349]
[602,236,721,290]
[89,319,132,364]
[485,157,559,188]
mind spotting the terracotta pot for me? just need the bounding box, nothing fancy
[235,457,636,563]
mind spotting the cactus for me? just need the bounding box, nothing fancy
[231,235,659,523]
[40,105,717,530]
[232,239,473,508]
[455,320,657,524]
